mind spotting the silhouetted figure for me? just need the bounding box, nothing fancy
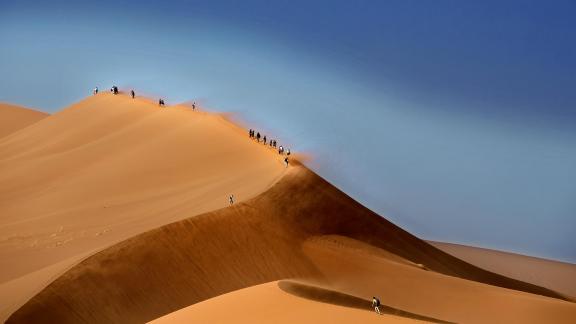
[130,90,135,99]
[279,145,284,154]
[372,297,382,315]
[287,149,291,156]
[256,132,261,142]
[229,194,234,205]
[284,157,289,167]
[192,102,196,111]
[159,98,165,107]
[111,86,118,95]
[249,129,252,137]
[263,136,267,145]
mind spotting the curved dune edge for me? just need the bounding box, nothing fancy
[7,160,573,323]
[429,241,576,299]
[0,103,48,139]
[0,93,287,321]
[150,280,433,324]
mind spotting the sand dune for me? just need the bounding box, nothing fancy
[0,93,285,321]
[0,103,48,139]
[7,164,571,323]
[150,281,433,324]
[430,241,576,299]
[3,94,575,323]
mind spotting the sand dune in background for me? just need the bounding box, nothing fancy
[430,241,576,298]
[0,93,285,321]
[0,103,48,139]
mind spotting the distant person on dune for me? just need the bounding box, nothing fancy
[159,98,165,107]
[130,90,135,99]
[229,194,234,205]
[287,149,291,156]
[93,87,98,95]
[192,102,196,111]
[111,86,118,95]
[263,136,267,145]
[372,297,382,315]
[284,157,289,167]
[256,132,261,142]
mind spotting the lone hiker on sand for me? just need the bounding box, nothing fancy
[229,195,234,205]
[130,89,135,99]
[372,296,382,315]
[159,98,165,107]
[192,102,196,111]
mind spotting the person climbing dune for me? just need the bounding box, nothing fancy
[372,296,382,315]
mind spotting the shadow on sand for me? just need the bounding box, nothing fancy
[278,281,454,324]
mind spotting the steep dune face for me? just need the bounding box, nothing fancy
[8,163,570,323]
[0,103,48,139]
[0,94,285,321]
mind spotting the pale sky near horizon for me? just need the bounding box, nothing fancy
[1,0,575,262]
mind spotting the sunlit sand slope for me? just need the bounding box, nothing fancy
[0,93,285,321]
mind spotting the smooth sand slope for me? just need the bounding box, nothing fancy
[8,158,574,323]
[150,281,433,324]
[0,93,286,321]
[0,103,48,139]
[430,241,576,299]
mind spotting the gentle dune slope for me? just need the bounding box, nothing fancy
[430,241,576,298]
[150,281,431,324]
[0,103,48,139]
[0,93,286,321]
[8,162,571,323]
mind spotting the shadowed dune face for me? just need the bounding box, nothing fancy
[8,162,572,323]
[0,103,48,139]
[0,94,286,321]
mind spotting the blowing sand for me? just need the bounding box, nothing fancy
[2,93,575,324]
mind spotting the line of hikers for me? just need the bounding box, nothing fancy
[248,129,291,167]
[93,86,198,111]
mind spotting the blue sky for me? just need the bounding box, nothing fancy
[1,0,575,262]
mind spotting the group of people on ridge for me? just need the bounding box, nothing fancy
[93,85,191,110]
[248,129,290,167]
